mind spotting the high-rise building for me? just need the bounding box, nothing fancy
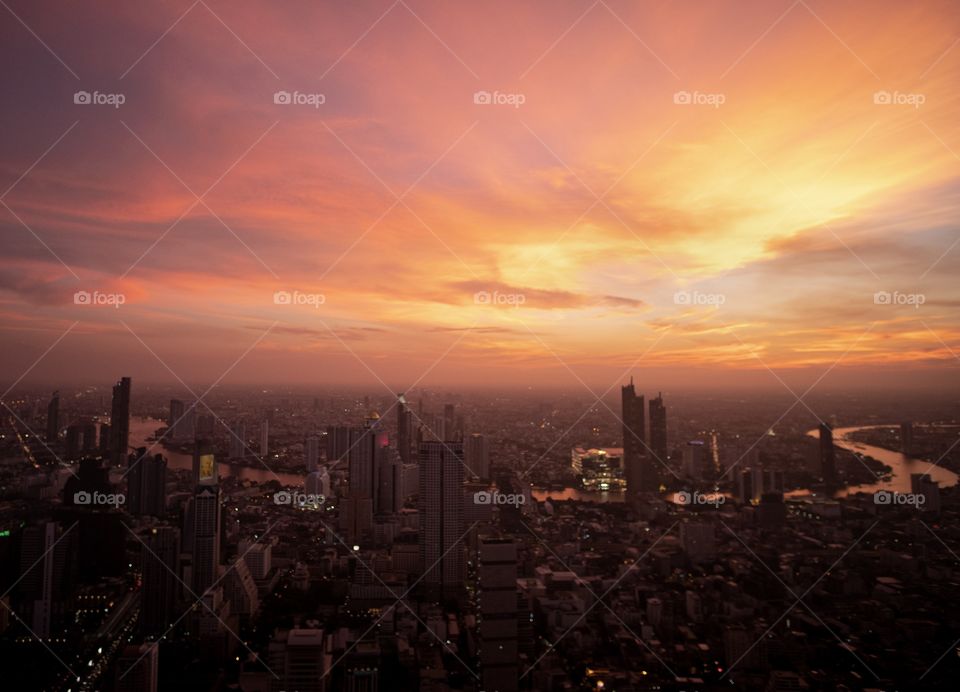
[443,403,457,441]
[140,526,180,636]
[377,452,404,514]
[465,433,490,480]
[911,473,941,513]
[419,440,465,597]
[18,521,77,639]
[819,422,837,487]
[127,448,167,516]
[682,440,705,480]
[109,377,132,466]
[168,399,186,441]
[649,392,667,465]
[270,629,328,692]
[115,644,159,692]
[46,391,59,442]
[191,484,221,594]
[229,419,247,460]
[326,425,351,466]
[901,421,914,455]
[622,377,654,494]
[260,420,269,460]
[239,539,273,581]
[306,435,320,472]
[478,537,519,692]
[66,418,98,459]
[397,393,413,464]
[223,556,260,619]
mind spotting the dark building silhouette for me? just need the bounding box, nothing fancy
[45,391,59,442]
[109,376,131,465]
[649,392,667,466]
[16,521,78,638]
[622,377,655,494]
[819,422,837,487]
[140,526,181,636]
[127,447,167,517]
[397,393,413,464]
[478,537,519,692]
[66,418,98,459]
[419,440,465,598]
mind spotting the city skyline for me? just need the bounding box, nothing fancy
[1,0,959,390]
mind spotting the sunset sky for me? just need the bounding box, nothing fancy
[1,0,958,391]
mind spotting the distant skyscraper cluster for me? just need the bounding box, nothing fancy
[622,377,665,496]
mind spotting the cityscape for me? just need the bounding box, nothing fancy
[2,1,960,691]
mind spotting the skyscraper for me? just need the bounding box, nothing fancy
[127,448,168,516]
[168,399,185,441]
[465,433,490,480]
[109,376,131,466]
[478,537,519,692]
[229,419,247,460]
[46,390,59,442]
[649,392,667,465]
[191,485,221,594]
[397,393,413,464]
[326,425,351,466]
[140,526,180,636]
[305,435,320,472]
[419,440,465,597]
[443,403,456,441]
[819,422,836,487]
[622,377,654,494]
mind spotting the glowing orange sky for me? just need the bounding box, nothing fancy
[1,0,958,391]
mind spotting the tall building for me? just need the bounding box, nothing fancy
[396,393,413,464]
[326,425,351,466]
[140,526,180,636]
[46,390,59,442]
[819,422,837,487]
[66,419,98,459]
[377,452,404,514]
[260,420,269,460]
[306,435,321,472]
[127,448,167,516]
[901,421,914,455]
[270,629,328,692]
[478,538,519,692]
[239,539,273,581]
[229,419,247,460]
[682,440,706,480]
[465,433,490,480]
[109,376,132,466]
[443,403,456,441]
[911,473,941,513]
[168,399,187,441]
[622,377,654,494]
[649,392,667,464]
[190,455,221,594]
[419,440,465,597]
[18,521,77,639]
[115,644,159,692]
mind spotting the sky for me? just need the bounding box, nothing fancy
[1,0,959,393]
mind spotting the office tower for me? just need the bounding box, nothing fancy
[46,390,59,442]
[419,440,465,596]
[127,448,168,516]
[349,415,389,506]
[306,435,321,472]
[240,539,273,581]
[168,399,185,441]
[339,496,374,545]
[622,377,654,494]
[99,421,111,454]
[343,640,380,691]
[109,376,132,466]
[649,392,667,464]
[18,521,76,638]
[191,485,222,594]
[682,440,705,480]
[260,420,269,459]
[738,467,765,504]
[140,526,181,636]
[911,473,941,513]
[397,393,413,464]
[465,433,490,480]
[223,556,260,618]
[444,403,456,440]
[66,418,98,459]
[271,629,328,692]
[115,644,159,692]
[818,422,837,487]
[478,538,519,692]
[680,522,716,563]
[901,421,914,455]
[229,419,246,459]
[377,452,404,514]
[195,412,214,440]
[326,425,351,466]
[306,465,332,499]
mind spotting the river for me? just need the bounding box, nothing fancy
[127,417,304,486]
